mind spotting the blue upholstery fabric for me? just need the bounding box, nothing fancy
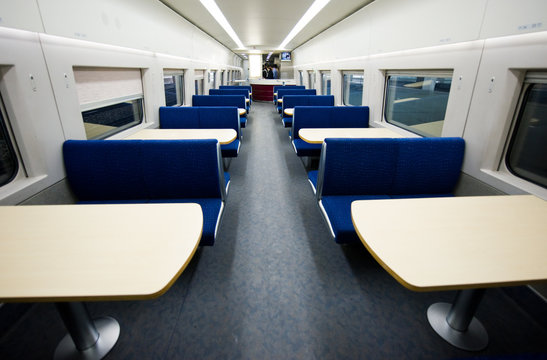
[321,195,391,244]
[160,106,200,128]
[159,106,241,158]
[63,139,227,246]
[292,139,322,157]
[307,170,318,193]
[314,137,465,244]
[273,85,305,103]
[209,89,250,111]
[192,95,247,129]
[291,106,369,157]
[320,139,397,196]
[276,89,317,112]
[392,137,465,195]
[281,95,334,127]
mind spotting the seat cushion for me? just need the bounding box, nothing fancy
[221,139,240,158]
[149,198,223,246]
[308,170,318,194]
[292,139,322,157]
[320,195,390,244]
[240,117,246,128]
[282,117,292,128]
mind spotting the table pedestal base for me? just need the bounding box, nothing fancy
[54,302,120,360]
[427,288,488,351]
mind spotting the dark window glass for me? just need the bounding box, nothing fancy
[0,102,18,186]
[506,83,547,188]
[82,98,143,139]
[343,72,363,106]
[384,74,452,137]
[164,74,184,106]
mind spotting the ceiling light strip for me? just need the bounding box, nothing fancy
[200,0,245,49]
[278,0,330,50]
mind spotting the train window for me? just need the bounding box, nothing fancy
[299,71,304,86]
[342,71,363,106]
[209,70,217,89]
[0,96,18,187]
[308,71,315,89]
[194,70,204,95]
[163,70,184,106]
[384,71,452,137]
[505,76,547,188]
[321,71,331,95]
[74,67,144,140]
[220,71,224,86]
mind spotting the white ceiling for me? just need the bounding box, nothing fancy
[160,0,375,55]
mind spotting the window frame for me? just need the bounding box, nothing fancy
[502,73,547,189]
[342,70,364,106]
[163,69,185,107]
[321,70,331,95]
[74,67,145,140]
[382,70,453,137]
[0,94,19,187]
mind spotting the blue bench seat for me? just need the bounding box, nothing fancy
[312,137,465,244]
[63,139,229,246]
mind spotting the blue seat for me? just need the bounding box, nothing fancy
[312,137,465,244]
[209,89,251,112]
[276,89,316,113]
[192,95,247,128]
[159,106,241,158]
[273,85,305,104]
[219,85,253,101]
[291,106,369,157]
[63,139,229,246]
[281,95,334,127]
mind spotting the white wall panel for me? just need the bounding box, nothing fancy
[480,0,547,39]
[0,28,65,204]
[0,0,44,33]
[35,0,239,66]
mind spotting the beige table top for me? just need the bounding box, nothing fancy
[238,108,247,116]
[0,203,203,302]
[299,127,403,144]
[124,128,237,144]
[351,195,547,292]
[284,108,294,116]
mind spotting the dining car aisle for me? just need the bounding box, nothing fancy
[0,102,545,360]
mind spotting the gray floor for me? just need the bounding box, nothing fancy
[1,101,546,359]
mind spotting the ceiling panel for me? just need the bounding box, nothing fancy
[160,0,374,55]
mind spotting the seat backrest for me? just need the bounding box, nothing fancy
[63,139,225,201]
[209,89,249,98]
[392,137,465,195]
[291,106,369,140]
[192,95,246,109]
[220,85,251,92]
[273,85,305,93]
[159,106,200,129]
[282,95,334,113]
[159,106,240,137]
[277,89,316,99]
[316,137,465,198]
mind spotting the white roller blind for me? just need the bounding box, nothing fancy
[74,67,143,110]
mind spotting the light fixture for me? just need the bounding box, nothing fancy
[266,52,273,61]
[277,0,330,50]
[200,0,245,49]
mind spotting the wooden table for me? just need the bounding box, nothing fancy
[0,203,203,359]
[124,128,237,144]
[284,108,294,116]
[351,195,547,351]
[299,127,403,144]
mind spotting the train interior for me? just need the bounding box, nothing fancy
[0,0,546,359]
